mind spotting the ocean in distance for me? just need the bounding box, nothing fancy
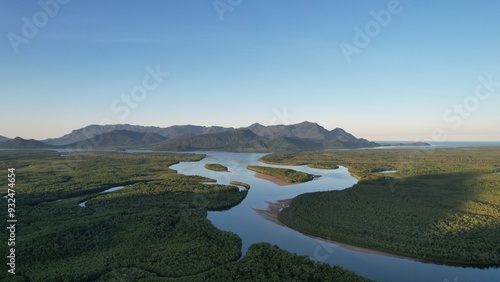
[372,141,500,150]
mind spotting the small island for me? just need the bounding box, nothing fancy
[229,181,250,189]
[204,163,229,172]
[378,142,431,147]
[308,163,339,170]
[246,165,314,184]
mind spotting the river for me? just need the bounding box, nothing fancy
[170,151,499,282]
[78,186,125,207]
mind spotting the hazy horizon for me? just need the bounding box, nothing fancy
[2,1,499,141]
[1,121,499,143]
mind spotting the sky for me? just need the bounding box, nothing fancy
[1,0,499,141]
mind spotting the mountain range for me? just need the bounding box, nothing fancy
[66,130,167,148]
[0,122,379,151]
[42,124,233,146]
[0,137,55,149]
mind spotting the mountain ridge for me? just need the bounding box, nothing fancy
[2,122,379,151]
[0,137,54,149]
[43,124,234,145]
[65,130,167,148]
[151,128,267,151]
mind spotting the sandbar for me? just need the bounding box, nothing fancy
[253,172,297,186]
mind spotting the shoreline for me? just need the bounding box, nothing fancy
[252,199,293,227]
[253,172,298,186]
[255,199,499,268]
[253,199,427,262]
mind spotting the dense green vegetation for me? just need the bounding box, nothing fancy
[259,153,341,170]
[96,243,368,281]
[0,150,367,281]
[261,148,500,265]
[0,150,209,206]
[247,165,314,183]
[229,180,250,189]
[204,163,228,172]
[199,243,368,282]
[309,163,340,170]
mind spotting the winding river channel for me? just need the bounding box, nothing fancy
[78,186,125,207]
[170,151,499,282]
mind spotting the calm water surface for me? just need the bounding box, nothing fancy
[372,141,500,150]
[78,186,125,207]
[171,151,499,282]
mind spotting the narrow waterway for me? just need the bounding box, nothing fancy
[78,186,125,207]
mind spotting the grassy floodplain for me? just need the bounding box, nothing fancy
[204,163,228,172]
[0,150,367,281]
[246,165,314,184]
[260,148,500,265]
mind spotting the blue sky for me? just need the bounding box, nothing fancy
[1,0,499,141]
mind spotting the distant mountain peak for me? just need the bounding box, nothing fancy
[249,122,264,127]
[0,137,53,149]
[248,123,265,130]
[296,121,319,126]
